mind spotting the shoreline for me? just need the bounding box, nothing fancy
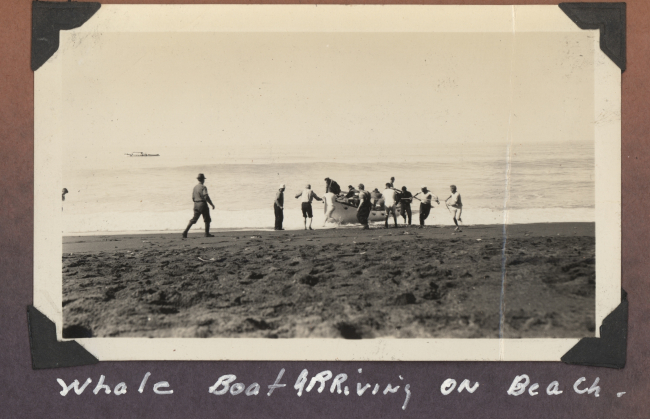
[63,221,595,240]
[62,206,595,235]
[62,222,595,339]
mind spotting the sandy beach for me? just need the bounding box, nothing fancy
[62,222,595,339]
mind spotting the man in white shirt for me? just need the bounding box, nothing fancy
[445,184,463,232]
[295,184,322,230]
[382,182,399,228]
[322,191,337,227]
[414,186,439,228]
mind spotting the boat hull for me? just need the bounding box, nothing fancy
[328,202,400,225]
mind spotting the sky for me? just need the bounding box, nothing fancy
[61,31,594,168]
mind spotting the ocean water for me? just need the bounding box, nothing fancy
[62,142,594,234]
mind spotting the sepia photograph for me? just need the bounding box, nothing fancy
[34,5,621,360]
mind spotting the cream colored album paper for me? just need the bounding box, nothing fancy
[34,5,621,361]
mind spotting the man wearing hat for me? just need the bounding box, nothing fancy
[274,184,285,230]
[182,173,215,238]
[414,186,439,228]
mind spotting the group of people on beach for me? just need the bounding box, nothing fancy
[181,173,462,238]
[275,176,463,232]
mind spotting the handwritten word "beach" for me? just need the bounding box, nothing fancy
[208,368,412,410]
[57,372,172,396]
[507,375,601,397]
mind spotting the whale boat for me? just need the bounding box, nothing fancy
[328,200,398,225]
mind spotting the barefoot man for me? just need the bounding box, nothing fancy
[182,173,215,238]
[445,184,463,232]
[295,184,322,230]
[414,186,439,228]
[323,189,337,227]
[382,182,399,228]
[356,184,371,229]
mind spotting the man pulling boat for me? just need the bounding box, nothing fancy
[445,184,463,232]
[295,184,323,230]
[399,186,413,225]
[382,182,399,228]
[414,186,439,228]
[274,177,462,232]
[323,188,337,227]
[356,184,372,229]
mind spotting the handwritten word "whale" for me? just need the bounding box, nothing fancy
[57,372,172,396]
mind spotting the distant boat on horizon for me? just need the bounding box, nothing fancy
[125,152,160,157]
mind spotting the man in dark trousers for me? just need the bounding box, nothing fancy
[295,184,323,230]
[274,184,285,230]
[414,185,439,228]
[356,183,371,229]
[182,173,215,238]
[399,186,413,225]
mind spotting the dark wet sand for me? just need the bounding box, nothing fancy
[62,223,595,339]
